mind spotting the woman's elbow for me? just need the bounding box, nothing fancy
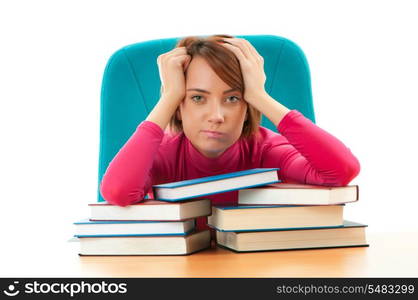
[100,182,143,207]
[336,158,361,186]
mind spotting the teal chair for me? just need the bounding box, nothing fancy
[97,34,316,203]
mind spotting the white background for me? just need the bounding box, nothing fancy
[1,0,417,271]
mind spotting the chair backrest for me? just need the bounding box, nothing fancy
[97,34,315,202]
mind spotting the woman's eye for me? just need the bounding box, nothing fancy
[226,96,241,103]
[191,95,204,102]
[191,95,240,103]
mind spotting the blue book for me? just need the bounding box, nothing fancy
[75,230,211,256]
[89,198,211,221]
[216,220,369,252]
[152,168,280,201]
[207,204,345,231]
[73,218,196,237]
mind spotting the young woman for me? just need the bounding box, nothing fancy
[100,34,360,231]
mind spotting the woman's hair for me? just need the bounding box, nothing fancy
[167,34,262,138]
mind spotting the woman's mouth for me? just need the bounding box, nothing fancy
[201,130,224,138]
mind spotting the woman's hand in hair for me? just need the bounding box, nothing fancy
[146,48,191,131]
[218,38,267,104]
[157,47,192,103]
[219,38,290,126]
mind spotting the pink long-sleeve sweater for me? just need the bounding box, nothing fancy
[100,110,360,232]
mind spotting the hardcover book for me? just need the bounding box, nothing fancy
[74,219,195,237]
[216,220,368,252]
[153,168,279,201]
[208,204,344,231]
[77,230,211,256]
[89,198,211,221]
[238,183,359,205]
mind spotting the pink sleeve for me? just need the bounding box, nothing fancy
[99,121,164,206]
[262,110,360,186]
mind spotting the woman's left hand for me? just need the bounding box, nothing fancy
[218,38,267,104]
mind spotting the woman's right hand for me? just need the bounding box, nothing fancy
[157,47,191,103]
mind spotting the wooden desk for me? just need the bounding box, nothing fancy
[2,232,417,277]
[72,232,417,277]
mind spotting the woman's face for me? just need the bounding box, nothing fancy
[177,56,248,158]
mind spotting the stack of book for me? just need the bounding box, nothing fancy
[73,198,212,255]
[72,168,279,255]
[72,167,368,254]
[207,183,369,252]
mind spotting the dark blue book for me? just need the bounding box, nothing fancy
[208,204,345,231]
[152,168,280,201]
[216,220,369,252]
[74,218,196,237]
[89,198,211,221]
[76,230,211,256]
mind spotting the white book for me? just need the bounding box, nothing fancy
[153,168,279,201]
[74,219,195,237]
[238,183,359,205]
[89,199,211,221]
[216,220,368,252]
[77,230,211,256]
[208,204,344,231]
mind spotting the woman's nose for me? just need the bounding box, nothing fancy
[207,101,225,123]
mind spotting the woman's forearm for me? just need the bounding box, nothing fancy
[146,94,182,131]
[100,120,164,206]
[246,92,290,127]
[101,95,181,206]
[277,110,360,186]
